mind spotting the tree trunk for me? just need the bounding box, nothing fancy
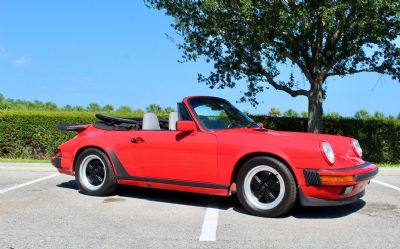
[307,82,324,133]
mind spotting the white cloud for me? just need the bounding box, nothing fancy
[13,56,31,66]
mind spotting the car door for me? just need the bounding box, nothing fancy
[121,130,218,183]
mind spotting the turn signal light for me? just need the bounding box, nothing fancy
[320,175,354,182]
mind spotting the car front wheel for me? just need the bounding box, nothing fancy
[75,148,117,196]
[236,157,297,217]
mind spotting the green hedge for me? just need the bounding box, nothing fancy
[0,111,97,159]
[0,111,399,163]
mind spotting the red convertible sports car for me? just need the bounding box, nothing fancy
[52,96,378,217]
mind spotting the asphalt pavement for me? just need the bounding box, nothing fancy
[0,163,399,249]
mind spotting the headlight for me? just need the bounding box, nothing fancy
[352,139,363,157]
[321,142,335,164]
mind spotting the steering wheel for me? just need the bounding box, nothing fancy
[227,120,238,128]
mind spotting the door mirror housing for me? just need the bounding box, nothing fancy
[176,121,197,132]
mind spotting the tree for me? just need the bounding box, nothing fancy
[102,104,114,112]
[34,100,45,110]
[133,108,145,116]
[116,106,132,113]
[387,115,395,120]
[62,105,74,111]
[163,107,175,114]
[283,109,299,118]
[397,113,400,120]
[146,104,163,114]
[268,107,281,117]
[373,111,385,120]
[0,93,10,110]
[74,106,85,112]
[147,1,400,133]
[44,102,58,111]
[301,112,308,118]
[354,109,370,120]
[325,112,341,119]
[87,103,101,112]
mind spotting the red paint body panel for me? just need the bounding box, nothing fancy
[52,96,378,205]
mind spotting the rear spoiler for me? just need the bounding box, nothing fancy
[58,124,90,132]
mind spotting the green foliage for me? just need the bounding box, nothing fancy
[163,107,175,114]
[87,102,101,112]
[354,109,370,120]
[62,105,74,111]
[268,107,281,117]
[301,112,308,118]
[325,112,341,119]
[146,104,163,114]
[44,102,58,111]
[116,105,132,113]
[0,111,97,159]
[373,111,385,120]
[102,104,114,112]
[74,106,85,112]
[283,109,299,118]
[133,108,145,116]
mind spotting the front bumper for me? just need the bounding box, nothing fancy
[303,161,378,187]
[299,161,378,206]
[300,189,365,206]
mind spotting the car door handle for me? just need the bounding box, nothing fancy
[131,137,145,143]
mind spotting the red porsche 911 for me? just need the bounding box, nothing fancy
[51,96,378,217]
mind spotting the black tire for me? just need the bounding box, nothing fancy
[75,148,117,196]
[236,156,297,217]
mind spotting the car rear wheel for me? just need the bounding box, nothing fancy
[75,148,117,196]
[236,157,297,217]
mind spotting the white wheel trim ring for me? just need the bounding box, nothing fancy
[243,165,285,210]
[79,155,106,191]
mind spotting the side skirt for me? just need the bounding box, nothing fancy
[107,148,230,193]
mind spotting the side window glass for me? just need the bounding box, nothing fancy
[178,103,193,121]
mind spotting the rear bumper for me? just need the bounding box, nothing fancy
[298,161,378,206]
[50,155,61,168]
[51,154,74,175]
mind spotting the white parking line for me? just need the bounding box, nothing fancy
[0,173,60,194]
[372,179,400,192]
[199,196,219,242]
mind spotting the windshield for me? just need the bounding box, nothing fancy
[189,97,257,130]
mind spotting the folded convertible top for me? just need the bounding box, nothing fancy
[58,124,90,132]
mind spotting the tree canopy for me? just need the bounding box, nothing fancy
[146,0,400,132]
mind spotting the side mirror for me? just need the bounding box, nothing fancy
[176,121,197,132]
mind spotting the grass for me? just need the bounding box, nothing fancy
[0,158,50,163]
[378,163,400,168]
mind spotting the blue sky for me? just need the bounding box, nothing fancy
[0,1,399,116]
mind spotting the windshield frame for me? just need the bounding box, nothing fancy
[187,96,257,131]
